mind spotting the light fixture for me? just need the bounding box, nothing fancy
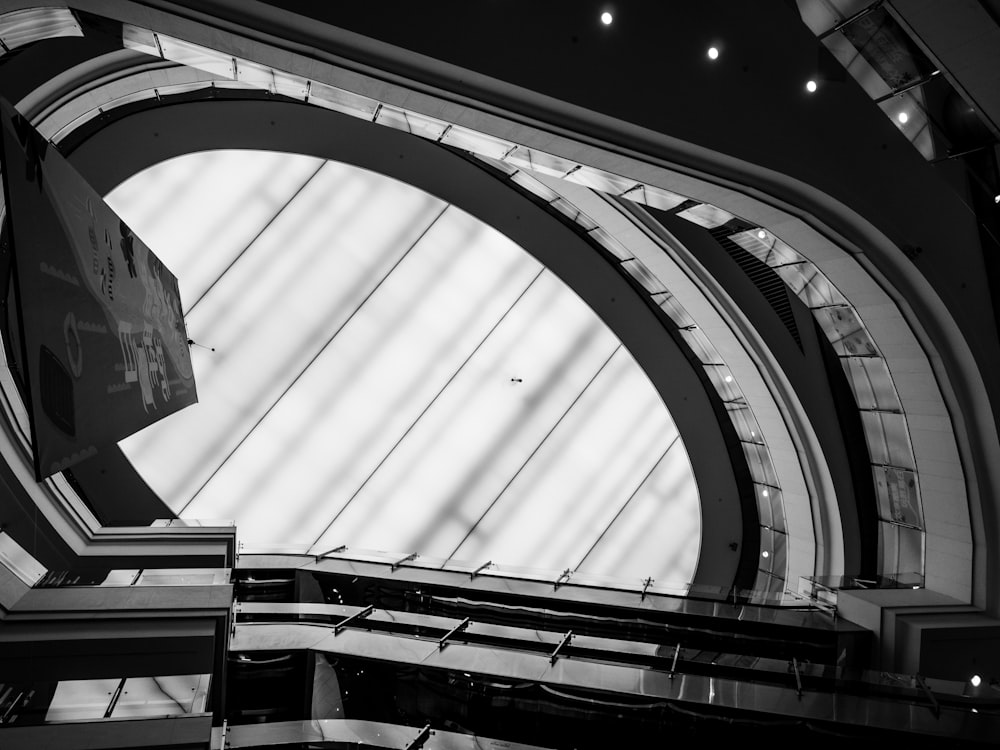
[761,489,769,498]
[708,46,719,60]
[756,229,767,240]
[601,11,613,25]
[993,193,999,204]
[724,375,733,383]
[762,550,770,558]
[898,111,909,124]
[806,80,818,93]
[971,675,982,687]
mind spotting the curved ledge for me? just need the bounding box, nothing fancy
[57,96,749,592]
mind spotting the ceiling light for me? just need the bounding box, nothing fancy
[708,47,719,60]
[756,229,767,240]
[806,80,818,93]
[897,111,909,124]
[971,674,982,687]
[993,194,999,204]
[761,489,769,498]
[600,11,613,25]
[762,550,770,558]
[724,375,733,383]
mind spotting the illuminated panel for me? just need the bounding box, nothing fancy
[106,150,326,310]
[311,275,636,560]
[184,205,544,545]
[0,7,81,50]
[112,151,701,590]
[118,157,444,506]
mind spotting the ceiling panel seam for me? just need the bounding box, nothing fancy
[573,433,682,572]
[307,267,548,549]
[445,344,622,562]
[184,160,327,316]
[176,201,452,515]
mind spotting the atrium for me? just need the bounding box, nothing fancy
[0,1,999,748]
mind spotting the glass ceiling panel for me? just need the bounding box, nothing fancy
[621,184,688,212]
[235,58,308,99]
[439,125,514,161]
[108,150,326,314]
[812,305,878,357]
[510,170,561,203]
[505,145,578,178]
[375,106,450,141]
[677,327,721,365]
[655,292,696,328]
[873,466,922,528]
[548,197,599,230]
[155,34,235,79]
[0,7,81,50]
[308,274,636,557]
[117,157,447,505]
[861,411,916,470]
[587,226,633,261]
[443,346,684,574]
[843,355,902,413]
[620,258,669,294]
[563,165,636,195]
[187,208,549,546]
[772,262,848,308]
[675,203,735,229]
[728,230,805,267]
[111,150,700,591]
[307,81,379,119]
[575,434,699,587]
[726,402,764,445]
[763,486,786,533]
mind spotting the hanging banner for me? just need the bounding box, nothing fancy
[0,97,197,481]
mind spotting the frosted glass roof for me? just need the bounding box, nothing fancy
[110,150,701,588]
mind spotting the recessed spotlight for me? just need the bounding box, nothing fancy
[708,46,719,60]
[993,193,999,204]
[724,375,733,383]
[806,80,818,93]
[898,111,909,124]
[762,550,770,558]
[761,489,769,498]
[971,675,982,687]
[757,229,767,240]
[601,11,613,25]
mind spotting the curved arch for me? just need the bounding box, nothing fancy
[0,1,991,613]
[67,97,752,592]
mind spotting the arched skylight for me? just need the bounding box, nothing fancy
[110,150,701,589]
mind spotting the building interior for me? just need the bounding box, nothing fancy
[1,0,1000,747]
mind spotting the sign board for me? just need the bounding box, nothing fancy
[0,98,197,480]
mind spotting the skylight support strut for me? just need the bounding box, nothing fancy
[334,604,374,635]
[438,617,471,650]
[550,631,573,664]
